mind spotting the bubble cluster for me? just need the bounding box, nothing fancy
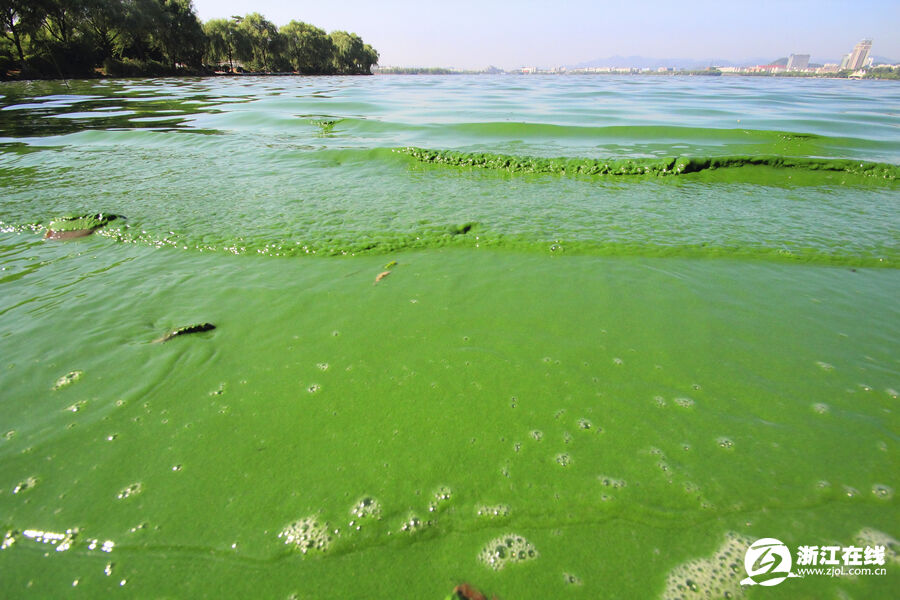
[2,531,16,550]
[577,418,593,430]
[563,572,583,586]
[428,486,452,512]
[662,532,752,600]
[674,397,695,408]
[530,430,543,441]
[855,529,899,564]
[66,400,87,413]
[13,476,37,494]
[476,504,510,519]
[87,539,115,553]
[716,437,734,449]
[478,534,538,571]
[278,517,333,554]
[556,453,571,467]
[22,528,79,552]
[316,363,329,371]
[399,514,425,533]
[117,483,143,499]
[843,485,860,498]
[816,361,834,371]
[307,384,321,393]
[52,370,83,390]
[598,476,626,489]
[871,484,894,499]
[812,403,829,414]
[350,496,382,520]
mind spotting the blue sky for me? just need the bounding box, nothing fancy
[191,0,900,69]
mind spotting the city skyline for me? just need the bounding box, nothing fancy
[190,0,899,70]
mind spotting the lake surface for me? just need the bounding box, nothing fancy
[0,74,897,598]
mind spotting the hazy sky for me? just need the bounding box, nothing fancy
[191,0,899,69]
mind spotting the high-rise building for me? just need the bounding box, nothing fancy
[786,54,810,70]
[846,39,872,70]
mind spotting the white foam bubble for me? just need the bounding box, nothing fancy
[478,534,538,571]
[52,370,83,390]
[278,516,333,554]
[117,483,142,499]
[428,486,452,512]
[13,476,37,494]
[662,531,752,600]
[855,528,899,564]
[476,504,510,519]
[598,476,626,489]
[871,484,894,500]
[22,528,79,552]
[350,496,382,520]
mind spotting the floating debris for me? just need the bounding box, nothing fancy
[451,583,492,600]
[154,323,216,343]
[374,271,391,284]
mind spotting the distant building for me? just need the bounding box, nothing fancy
[786,54,810,70]
[846,39,872,70]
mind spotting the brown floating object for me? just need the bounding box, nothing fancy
[44,229,95,240]
[153,323,216,343]
[374,270,391,284]
[452,583,489,600]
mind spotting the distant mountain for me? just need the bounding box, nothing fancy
[567,54,898,69]
[871,55,898,65]
[566,55,772,70]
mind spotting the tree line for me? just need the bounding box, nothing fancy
[0,1,379,79]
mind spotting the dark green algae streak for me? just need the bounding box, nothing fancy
[398,147,900,181]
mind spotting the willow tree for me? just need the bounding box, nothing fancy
[203,18,241,70]
[152,0,205,68]
[81,0,129,61]
[280,21,333,74]
[329,30,377,74]
[235,12,282,72]
[0,0,38,66]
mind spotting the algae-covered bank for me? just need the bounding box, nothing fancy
[1,75,898,598]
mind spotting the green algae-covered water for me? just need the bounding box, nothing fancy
[0,75,898,598]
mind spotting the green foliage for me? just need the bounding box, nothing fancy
[0,2,379,79]
[280,21,332,74]
[234,12,281,71]
[864,66,900,80]
[329,30,378,74]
